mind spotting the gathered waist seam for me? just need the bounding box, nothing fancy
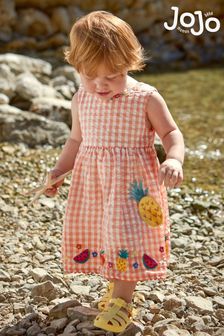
[81,145,154,149]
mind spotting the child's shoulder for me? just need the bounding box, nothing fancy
[127,76,158,95]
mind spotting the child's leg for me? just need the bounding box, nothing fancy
[112,279,137,303]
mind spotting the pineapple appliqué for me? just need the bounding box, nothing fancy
[116,249,129,272]
[129,180,163,227]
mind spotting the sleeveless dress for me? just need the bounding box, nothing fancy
[61,81,170,281]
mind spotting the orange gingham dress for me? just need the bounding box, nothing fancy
[62,81,170,281]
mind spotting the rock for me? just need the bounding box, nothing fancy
[0,53,52,76]
[0,93,9,104]
[163,326,191,335]
[48,299,80,319]
[0,106,69,146]
[163,295,185,311]
[70,284,91,296]
[52,65,80,87]
[185,315,205,332]
[215,308,224,321]
[49,317,68,332]
[0,63,16,97]
[67,306,99,322]
[172,237,192,248]
[148,290,165,303]
[212,296,224,308]
[76,320,96,331]
[15,8,53,37]
[185,296,213,315]
[31,281,59,301]
[118,322,143,335]
[30,97,71,125]
[26,321,41,336]
[193,333,212,336]
[30,268,49,282]
[63,319,80,334]
[156,324,191,335]
[153,318,183,334]
[0,269,11,281]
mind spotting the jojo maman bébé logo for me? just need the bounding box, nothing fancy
[164,6,221,36]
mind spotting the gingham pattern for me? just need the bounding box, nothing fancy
[61,82,170,281]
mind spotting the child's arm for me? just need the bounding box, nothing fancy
[45,92,82,196]
[52,92,82,174]
[146,92,185,189]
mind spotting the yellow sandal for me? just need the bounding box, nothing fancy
[98,282,114,311]
[94,297,133,333]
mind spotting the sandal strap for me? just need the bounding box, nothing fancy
[109,298,133,314]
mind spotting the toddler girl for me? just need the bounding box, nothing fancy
[45,10,185,333]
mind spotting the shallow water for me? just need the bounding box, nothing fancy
[136,67,224,193]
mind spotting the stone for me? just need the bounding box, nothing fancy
[118,322,143,335]
[0,269,11,281]
[70,285,91,296]
[185,296,213,314]
[67,306,99,322]
[31,281,59,301]
[48,299,80,319]
[0,93,9,104]
[26,321,41,336]
[49,317,68,331]
[163,295,185,311]
[30,268,49,282]
[0,106,69,146]
[212,296,224,308]
[63,319,80,334]
[0,53,52,76]
[193,333,212,336]
[148,291,165,303]
[163,326,191,335]
[153,319,183,334]
[215,308,224,321]
[30,97,71,125]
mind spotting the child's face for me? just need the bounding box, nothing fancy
[79,63,128,101]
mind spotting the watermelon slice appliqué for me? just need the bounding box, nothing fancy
[142,253,158,270]
[73,249,90,263]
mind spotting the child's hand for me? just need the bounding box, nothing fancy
[158,158,183,189]
[44,169,64,197]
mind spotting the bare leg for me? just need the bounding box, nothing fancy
[112,279,137,303]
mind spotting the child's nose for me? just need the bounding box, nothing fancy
[94,78,107,88]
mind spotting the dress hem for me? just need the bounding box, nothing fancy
[62,266,167,282]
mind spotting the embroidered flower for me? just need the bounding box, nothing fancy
[92,251,98,257]
[76,244,82,249]
[159,246,164,253]
[108,262,113,268]
[133,262,139,269]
